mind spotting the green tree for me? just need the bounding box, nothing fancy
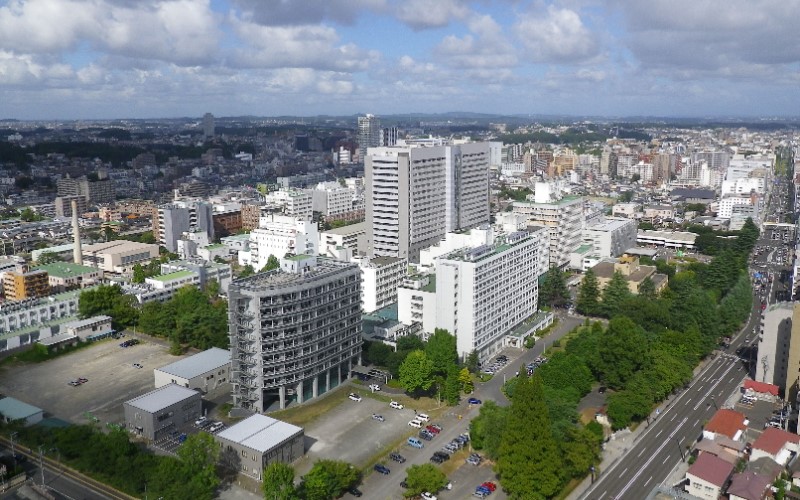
[497,374,564,498]
[598,317,648,389]
[443,364,461,406]
[396,335,425,352]
[398,350,435,394]
[466,350,479,373]
[561,426,601,479]
[425,328,457,377]
[366,341,393,367]
[302,460,358,500]
[205,278,221,299]
[262,254,280,272]
[637,276,656,300]
[175,433,220,499]
[262,462,299,500]
[19,207,43,222]
[131,263,146,283]
[78,284,139,330]
[470,401,508,459]
[601,270,632,317]
[576,268,601,316]
[404,463,448,497]
[539,267,570,309]
[239,264,255,278]
[36,251,60,264]
[458,367,474,393]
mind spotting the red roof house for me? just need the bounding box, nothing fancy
[685,452,735,500]
[703,408,748,441]
[751,427,800,465]
[743,380,780,398]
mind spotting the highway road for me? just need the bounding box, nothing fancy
[582,176,794,500]
[358,314,583,500]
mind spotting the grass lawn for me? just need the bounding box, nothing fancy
[271,388,351,427]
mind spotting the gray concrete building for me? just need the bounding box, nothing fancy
[123,384,202,441]
[154,347,231,392]
[229,256,362,411]
[216,414,304,481]
[157,201,215,252]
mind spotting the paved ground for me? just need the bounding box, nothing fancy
[0,334,182,426]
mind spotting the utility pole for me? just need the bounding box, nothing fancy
[38,446,45,486]
[9,432,17,467]
[673,437,685,461]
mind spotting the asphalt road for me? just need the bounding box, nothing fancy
[357,314,584,500]
[581,177,794,500]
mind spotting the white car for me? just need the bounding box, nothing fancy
[348,393,362,402]
[208,422,224,433]
[368,384,381,392]
[389,401,404,410]
[422,493,437,500]
[195,416,207,426]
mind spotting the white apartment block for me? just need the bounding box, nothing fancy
[398,227,548,362]
[263,189,313,218]
[512,185,583,269]
[352,255,407,313]
[582,217,638,259]
[319,222,367,257]
[310,182,355,216]
[721,177,765,196]
[240,215,319,270]
[718,195,756,219]
[365,142,490,262]
[612,203,640,218]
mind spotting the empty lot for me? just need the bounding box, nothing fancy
[0,336,181,426]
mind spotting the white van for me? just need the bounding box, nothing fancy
[417,413,430,422]
[408,419,423,428]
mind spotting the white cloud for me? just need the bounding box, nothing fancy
[435,14,517,70]
[229,0,385,25]
[514,5,600,63]
[0,0,220,66]
[230,19,378,71]
[393,0,470,30]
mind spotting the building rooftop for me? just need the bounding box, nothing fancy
[752,427,800,456]
[726,472,771,500]
[0,397,43,420]
[705,408,747,439]
[637,230,698,244]
[320,221,367,236]
[286,254,314,262]
[421,274,436,292]
[216,414,303,453]
[232,258,357,291]
[82,240,158,253]
[125,384,199,413]
[62,315,112,330]
[205,243,225,249]
[156,347,231,379]
[150,270,195,282]
[686,452,734,487]
[586,218,632,232]
[35,262,99,278]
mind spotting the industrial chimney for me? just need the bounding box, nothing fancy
[71,200,83,265]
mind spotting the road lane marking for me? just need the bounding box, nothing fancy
[662,456,669,464]
[638,448,645,457]
[670,413,676,421]
[655,429,663,438]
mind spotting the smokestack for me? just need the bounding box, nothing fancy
[71,200,83,265]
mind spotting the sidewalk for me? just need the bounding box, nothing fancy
[566,353,720,500]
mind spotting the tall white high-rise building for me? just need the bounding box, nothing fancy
[365,142,490,262]
[357,114,381,159]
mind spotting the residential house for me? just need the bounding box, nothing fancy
[685,452,734,500]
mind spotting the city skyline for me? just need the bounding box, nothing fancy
[1,0,799,120]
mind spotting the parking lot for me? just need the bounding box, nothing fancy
[0,336,181,426]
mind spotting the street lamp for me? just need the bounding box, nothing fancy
[673,437,685,461]
[590,465,596,484]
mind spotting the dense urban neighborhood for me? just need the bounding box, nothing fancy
[0,113,797,500]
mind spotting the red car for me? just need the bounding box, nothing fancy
[481,482,497,492]
[426,425,440,434]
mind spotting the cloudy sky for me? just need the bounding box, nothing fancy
[1,0,799,120]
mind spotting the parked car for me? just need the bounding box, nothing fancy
[407,437,424,448]
[195,416,208,426]
[348,487,363,497]
[77,377,88,383]
[421,492,437,500]
[373,464,390,475]
[372,414,385,422]
[389,453,406,463]
[389,401,404,410]
[430,423,443,432]
[348,393,362,402]
[368,384,381,391]
[133,363,143,369]
[481,482,497,492]
[468,397,482,405]
[426,424,440,434]
[432,451,450,462]
[430,454,444,464]
[408,419,423,428]
[208,422,224,433]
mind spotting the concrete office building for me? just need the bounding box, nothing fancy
[35,262,102,291]
[581,217,638,259]
[512,182,584,269]
[155,347,231,393]
[398,227,547,362]
[202,113,215,139]
[157,201,215,252]
[757,302,795,391]
[229,256,362,411]
[123,384,202,441]
[0,289,82,341]
[215,414,304,481]
[82,240,160,273]
[351,255,407,313]
[319,221,367,256]
[718,195,758,219]
[54,195,87,218]
[365,142,490,262]
[57,173,115,204]
[263,189,313,219]
[310,182,355,217]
